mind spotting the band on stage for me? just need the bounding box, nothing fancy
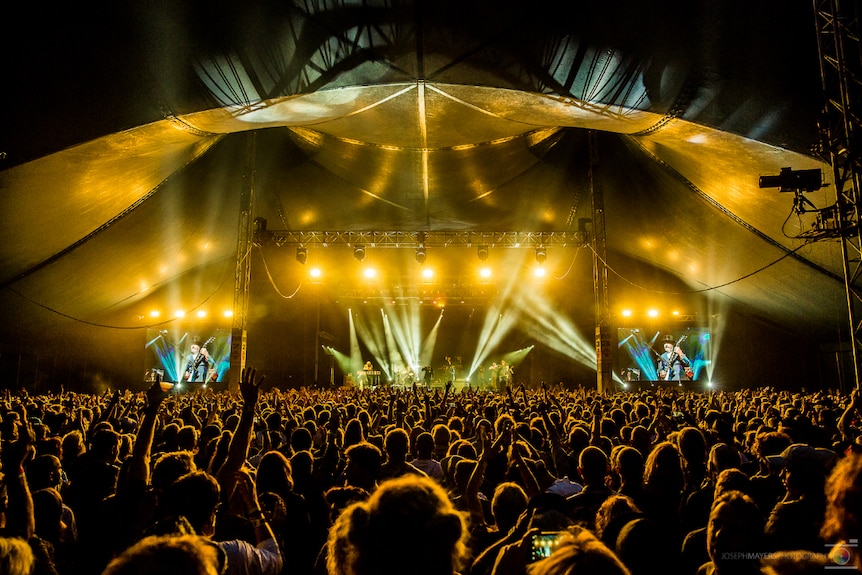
[345,356,512,390]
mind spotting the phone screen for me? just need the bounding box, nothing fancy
[530,531,566,562]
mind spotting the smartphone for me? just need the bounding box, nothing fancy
[530,531,567,562]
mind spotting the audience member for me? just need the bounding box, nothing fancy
[0,372,859,575]
[326,474,469,575]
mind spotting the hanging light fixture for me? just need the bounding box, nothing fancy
[416,231,427,264]
[535,247,546,265]
[354,245,366,262]
[296,247,308,265]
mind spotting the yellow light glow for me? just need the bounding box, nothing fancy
[422,268,434,280]
[640,238,657,250]
[196,310,207,318]
[223,310,234,318]
[479,267,492,279]
[310,267,322,279]
[175,310,186,318]
[150,310,160,318]
[621,309,632,317]
[363,267,377,279]
[672,310,680,316]
[647,309,659,317]
[533,266,547,278]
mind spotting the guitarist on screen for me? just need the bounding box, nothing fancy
[657,335,692,381]
[184,337,214,384]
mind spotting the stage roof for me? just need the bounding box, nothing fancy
[0,0,851,388]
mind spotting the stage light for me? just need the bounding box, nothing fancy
[296,247,308,265]
[196,310,207,318]
[533,266,547,278]
[363,267,377,279]
[223,310,234,318]
[479,267,492,279]
[758,167,822,192]
[647,309,659,317]
[535,247,547,265]
[477,245,489,261]
[621,309,633,317]
[309,267,322,280]
[422,268,434,280]
[415,247,426,264]
[354,245,366,262]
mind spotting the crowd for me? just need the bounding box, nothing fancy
[0,367,860,575]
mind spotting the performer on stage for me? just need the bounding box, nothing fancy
[489,362,500,391]
[184,338,213,384]
[443,356,456,382]
[362,360,380,387]
[657,337,691,381]
[498,360,512,388]
[422,365,434,385]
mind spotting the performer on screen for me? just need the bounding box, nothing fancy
[657,336,691,381]
[184,338,214,384]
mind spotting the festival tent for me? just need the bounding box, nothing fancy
[0,1,851,391]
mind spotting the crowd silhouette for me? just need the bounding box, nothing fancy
[0,368,860,575]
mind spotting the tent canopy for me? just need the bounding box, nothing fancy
[0,0,848,390]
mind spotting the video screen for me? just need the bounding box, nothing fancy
[616,327,711,382]
[145,329,232,386]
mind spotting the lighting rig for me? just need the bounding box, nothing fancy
[759,167,852,239]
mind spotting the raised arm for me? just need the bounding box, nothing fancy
[464,428,495,527]
[838,388,860,442]
[2,404,35,539]
[589,400,603,447]
[124,380,170,491]
[216,367,264,496]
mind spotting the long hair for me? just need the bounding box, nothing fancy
[326,475,468,575]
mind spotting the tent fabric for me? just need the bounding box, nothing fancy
[0,0,849,390]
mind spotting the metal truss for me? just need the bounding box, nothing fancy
[814,0,862,388]
[254,229,589,248]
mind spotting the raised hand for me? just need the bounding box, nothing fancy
[145,378,171,412]
[240,367,265,412]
